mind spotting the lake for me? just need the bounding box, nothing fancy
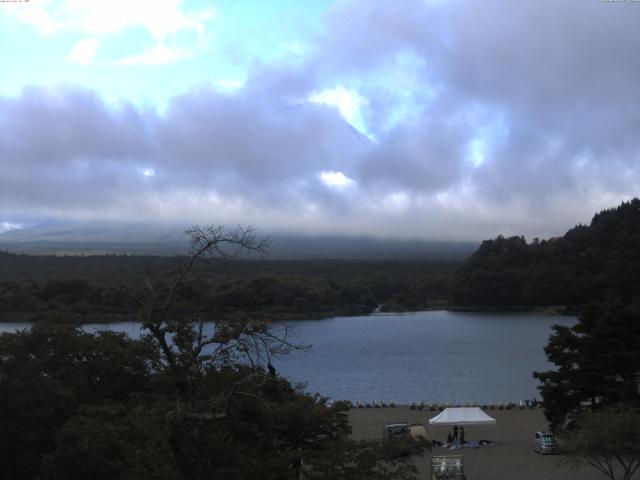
[0,311,575,405]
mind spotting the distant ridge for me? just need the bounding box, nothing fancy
[0,224,477,260]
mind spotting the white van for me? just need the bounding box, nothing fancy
[533,431,559,454]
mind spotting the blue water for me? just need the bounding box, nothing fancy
[0,311,575,404]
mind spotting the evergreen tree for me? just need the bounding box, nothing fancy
[533,300,640,430]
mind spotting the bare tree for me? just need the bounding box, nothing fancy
[127,225,304,384]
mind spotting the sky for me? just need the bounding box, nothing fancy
[1,0,639,241]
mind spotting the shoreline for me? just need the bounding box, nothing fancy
[348,401,534,411]
[0,306,579,324]
[446,305,579,316]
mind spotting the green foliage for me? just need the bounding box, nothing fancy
[453,198,640,308]
[0,321,426,480]
[0,322,154,479]
[0,253,457,321]
[561,406,640,480]
[533,301,640,430]
[45,402,181,480]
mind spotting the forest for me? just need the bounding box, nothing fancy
[0,249,456,323]
[452,198,640,309]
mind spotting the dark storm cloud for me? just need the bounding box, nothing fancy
[323,0,640,193]
[358,107,469,192]
[0,84,370,223]
[0,87,149,208]
[310,0,640,233]
[435,0,640,202]
[2,0,640,239]
[154,88,365,189]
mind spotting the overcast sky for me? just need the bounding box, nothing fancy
[1,0,639,240]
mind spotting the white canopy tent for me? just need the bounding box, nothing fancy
[428,407,497,443]
[429,407,496,426]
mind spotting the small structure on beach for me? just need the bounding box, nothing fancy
[429,407,496,443]
[429,407,496,426]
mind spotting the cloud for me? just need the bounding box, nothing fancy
[67,37,99,65]
[216,79,244,91]
[9,1,60,35]
[310,0,640,223]
[318,171,356,190]
[113,43,194,66]
[10,0,214,39]
[0,85,371,230]
[0,222,24,234]
[2,1,640,240]
[10,0,214,66]
[308,86,370,135]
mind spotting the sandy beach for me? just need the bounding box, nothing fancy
[348,406,604,480]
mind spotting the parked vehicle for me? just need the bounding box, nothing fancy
[383,419,410,439]
[431,455,465,480]
[533,431,559,454]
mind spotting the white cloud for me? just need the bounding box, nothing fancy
[308,86,369,135]
[11,2,59,35]
[217,79,244,91]
[11,0,215,39]
[67,37,99,65]
[114,43,193,66]
[9,0,214,67]
[0,222,24,234]
[319,170,356,189]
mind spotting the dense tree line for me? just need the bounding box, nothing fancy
[0,253,455,322]
[452,198,640,308]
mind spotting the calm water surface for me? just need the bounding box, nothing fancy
[0,311,576,404]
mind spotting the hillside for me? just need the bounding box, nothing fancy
[452,198,640,308]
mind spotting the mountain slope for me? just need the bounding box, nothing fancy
[452,198,640,308]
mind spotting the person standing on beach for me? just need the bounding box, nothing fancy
[290,452,303,480]
[460,427,465,446]
[453,424,458,443]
